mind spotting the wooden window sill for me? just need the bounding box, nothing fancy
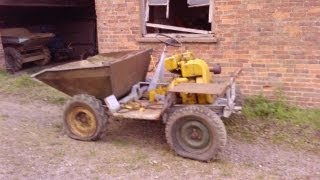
[137,36,218,43]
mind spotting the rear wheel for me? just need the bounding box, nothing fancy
[4,47,23,72]
[63,94,107,141]
[165,106,227,161]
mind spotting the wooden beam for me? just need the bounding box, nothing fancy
[146,23,211,34]
[23,54,46,63]
[139,0,147,35]
[168,83,229,96]
[136,36,218,43]
[188,4,209,8]
[144,33,215,38]
[209,0,214,24]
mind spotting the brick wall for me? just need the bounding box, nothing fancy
[95,0,320,107]
[0,33,4,69]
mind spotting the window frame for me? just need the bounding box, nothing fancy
[138,0,217,43]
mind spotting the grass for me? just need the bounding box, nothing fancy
[243,94,320,130]
[112,138,130,147]
[0,70,69,105]
[51,122,63,132]
[0,113,8,121]
[226,94,320,153]
[53,150,65,157]
[215,160,234,177]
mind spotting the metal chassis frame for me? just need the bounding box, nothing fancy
[108,69,242,121]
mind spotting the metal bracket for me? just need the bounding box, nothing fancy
[119,83,148,104]
[104,95,121,113]
[222,68,242,118]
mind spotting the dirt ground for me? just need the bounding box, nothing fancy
[0,93,319,179]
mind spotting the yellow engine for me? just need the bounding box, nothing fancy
[165,52,214,104]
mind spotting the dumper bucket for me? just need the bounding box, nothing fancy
[1,28,54,47]
[32,49,152,100]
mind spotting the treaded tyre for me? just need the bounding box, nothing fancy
[34,48,51,66]
[63,94,108,141]
[165,106,227,161]
[4,47,23,72]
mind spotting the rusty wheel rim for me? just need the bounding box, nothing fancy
[67,106,97,138]
[175,117,212,153]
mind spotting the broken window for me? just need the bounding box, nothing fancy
[141,0,214,37]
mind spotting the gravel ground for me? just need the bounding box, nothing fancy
[0,94,319,179]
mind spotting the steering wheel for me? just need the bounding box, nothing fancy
[156,34,182,47]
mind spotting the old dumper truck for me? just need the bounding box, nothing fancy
[33,35,241,161]
[1,28,54,72]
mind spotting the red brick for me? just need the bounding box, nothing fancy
[0,35,4,69]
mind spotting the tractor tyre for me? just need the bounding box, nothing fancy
[4,47,23,72]
[34,48,51,66]
[63,94,108,141]
[165,106,227,161]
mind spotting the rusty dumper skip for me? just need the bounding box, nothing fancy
[33,36,242,161]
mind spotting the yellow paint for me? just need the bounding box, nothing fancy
[196,77,214,104]
[181,59,212,82]
[149,86,168,102]
[165,54,181,71]
[181,51,195,61]
[168,77,189,89]
[164,51,214,105]
[66,107,97,138]
[181,93,197,104]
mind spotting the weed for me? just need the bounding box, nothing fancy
[53,150,65,157]
[0,113,8,121]
[113,138,129,147]
[216,160,233,177]
[243,94,320,130]
[11,75,39,88]
[52,122,63,132]
[271,133,290,144]
[226,94,320,153]
[47,96,67,105]
[0,70,8,78]
[89,149,97,157]
[136,152,149,162]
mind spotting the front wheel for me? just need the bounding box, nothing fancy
[63,94,108,141]
[4,47,23,72]
[165,106,227,161]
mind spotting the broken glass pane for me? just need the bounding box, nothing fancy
[149,0,168,5]
[187,0,210,6]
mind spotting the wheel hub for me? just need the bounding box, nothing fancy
[76,112,89,124]
[190,128,202,140]
[179,120,210,150]
[67,107,97,137]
